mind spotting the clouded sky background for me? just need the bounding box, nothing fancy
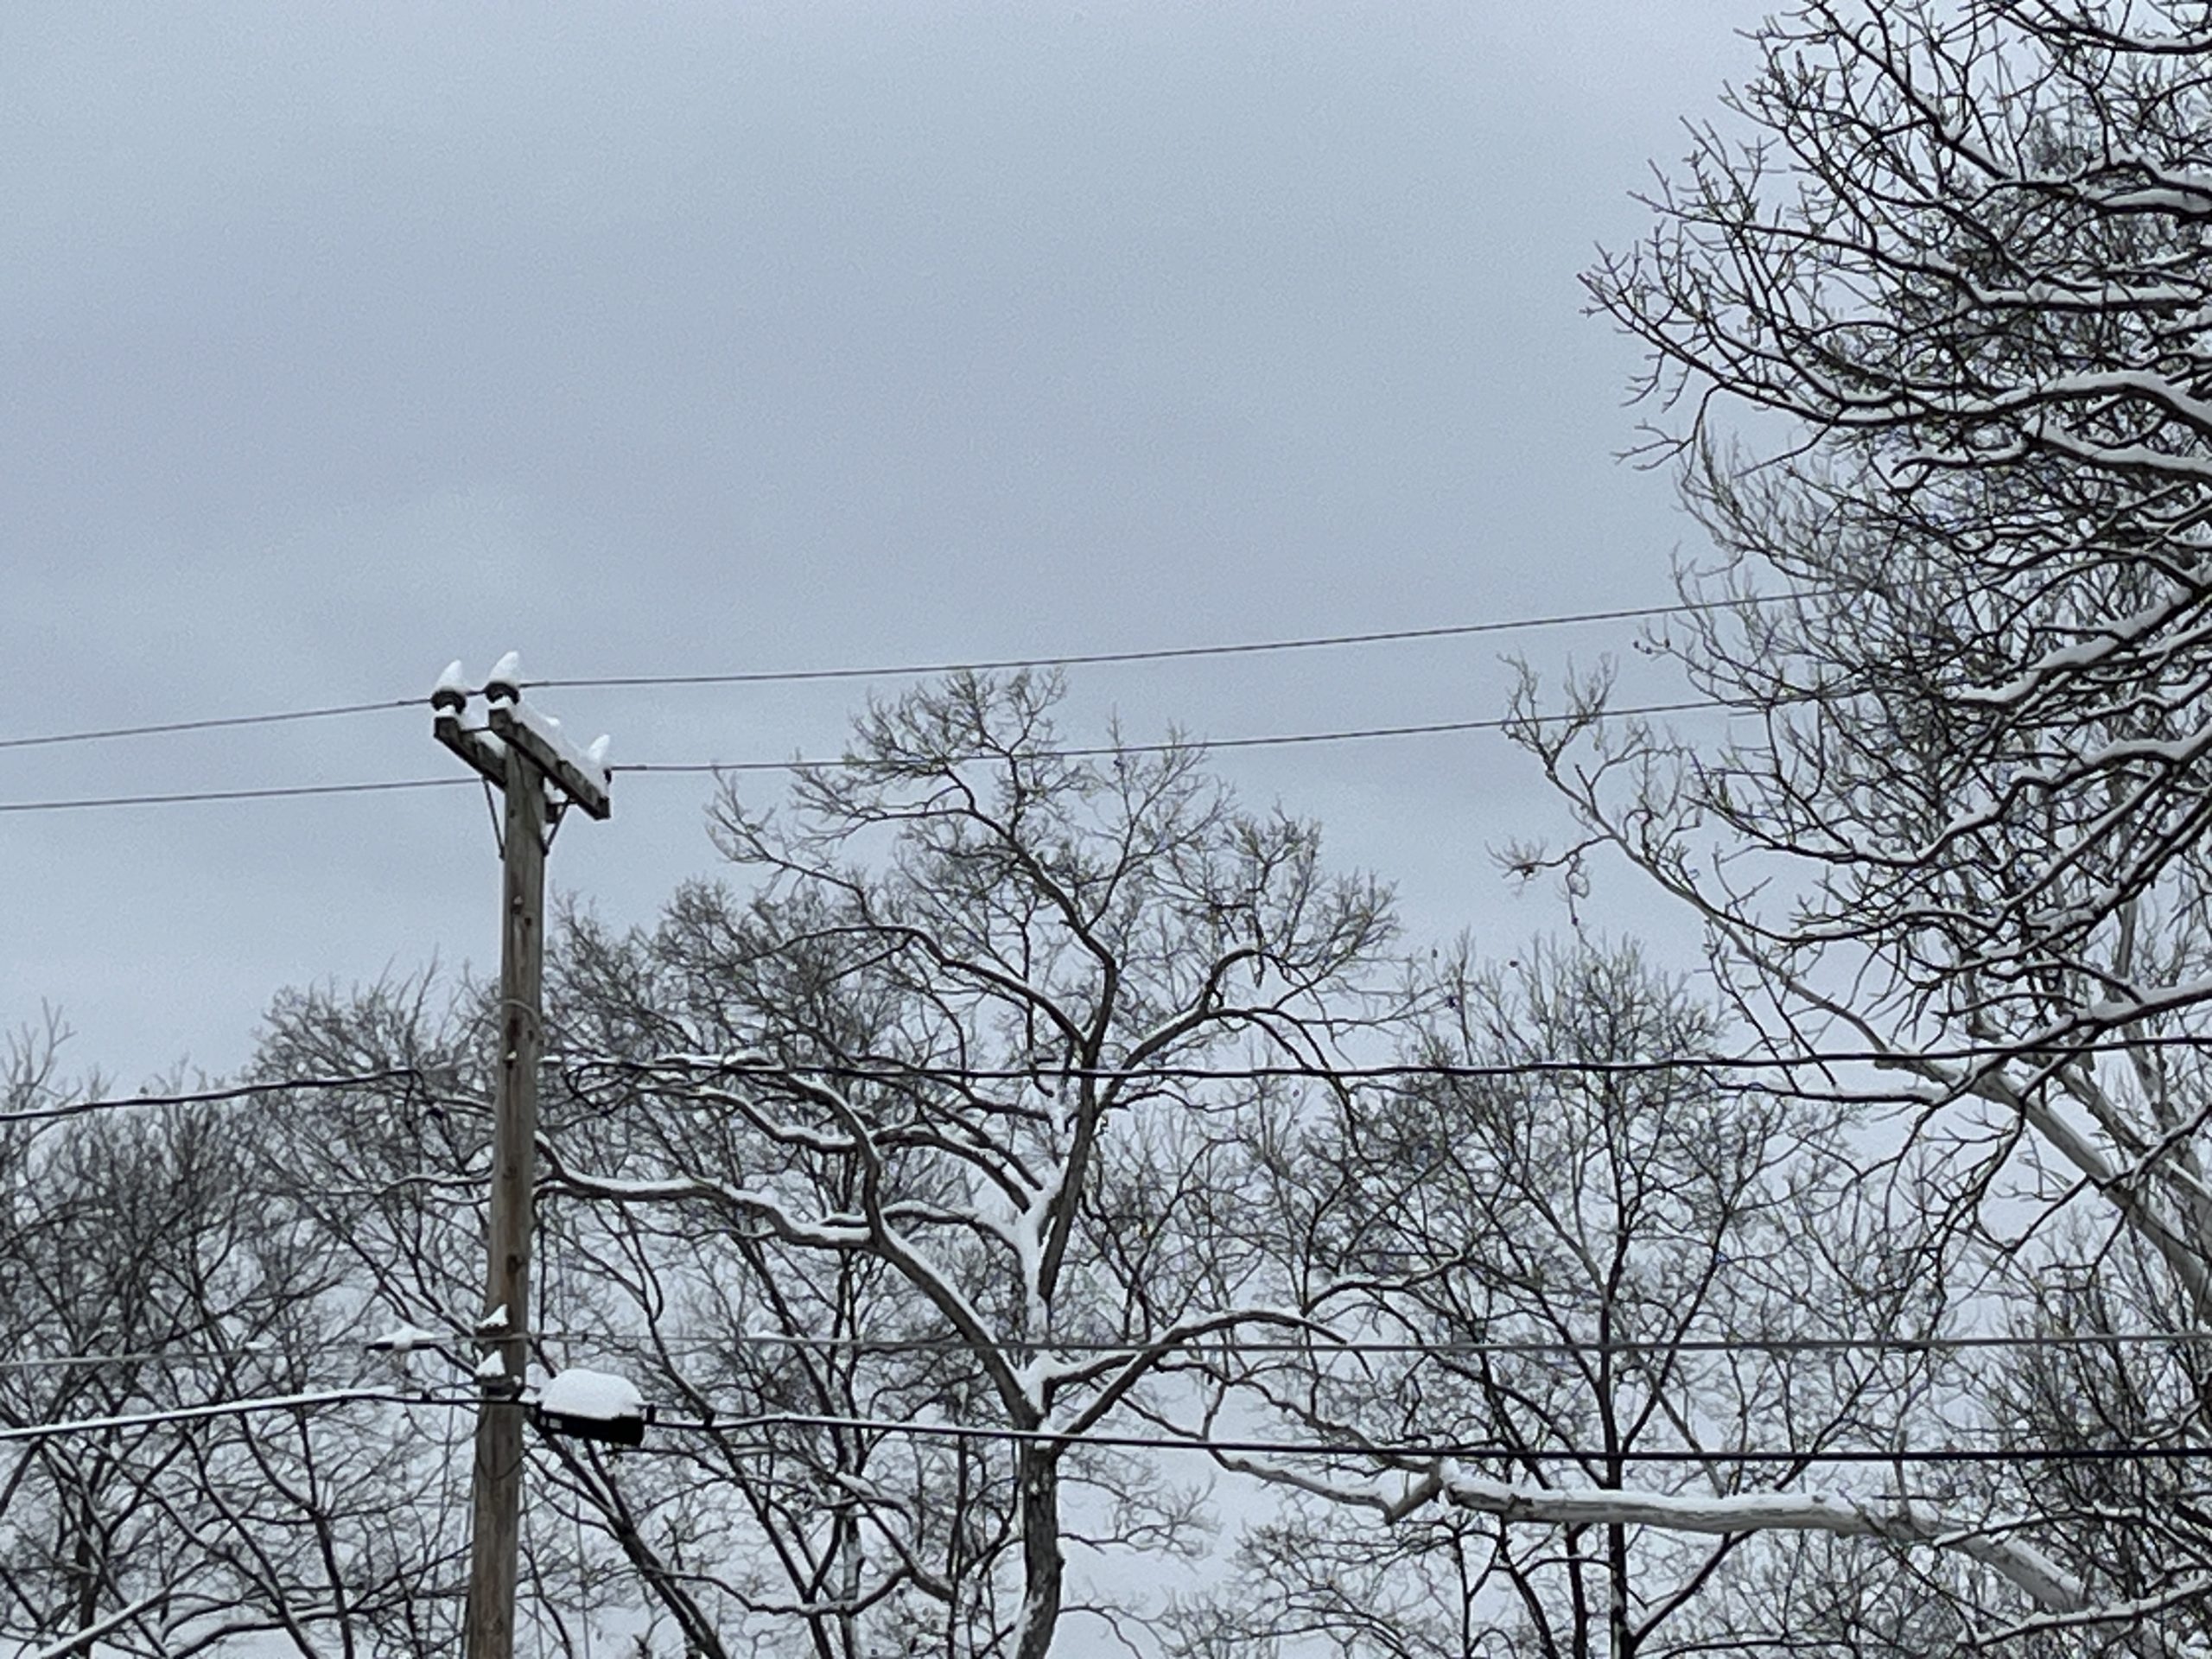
[5,1,1758,1087]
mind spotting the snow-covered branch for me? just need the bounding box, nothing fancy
[1413,1465,2082,1612]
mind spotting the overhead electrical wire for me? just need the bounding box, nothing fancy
[610,701,1719,778]
[0,1068,453,1128]
[645,1410,2212,1467]
[0,1387,436,1446]
[0,592,1808,755]
[0,1345,295,1376]
[533,596,1806,691]
[0,698,1732,814]
[0,699,416,754]
[541,1327,2212,1362]
[558,1028,2212,1086]
[0,777,472,815]
[0,1383,2203,1471]
[17,1022,2212,1128]
[14,1324,2212,1379]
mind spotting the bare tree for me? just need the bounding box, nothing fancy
[1178,941,1963,1657]
[247,975,606,1656]
[1494,0,2212,1639]
[236,674,1399,1656]
[536,670,1405,1658]
[0,1026,461,1656]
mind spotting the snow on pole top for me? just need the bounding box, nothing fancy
[484,652,523,703]
[431,660,468,711]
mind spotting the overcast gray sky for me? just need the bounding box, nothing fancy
[4,1,1757,1087]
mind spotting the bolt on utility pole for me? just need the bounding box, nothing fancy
[431,653,611,1659]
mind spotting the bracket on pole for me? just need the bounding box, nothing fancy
[431,654,613,820]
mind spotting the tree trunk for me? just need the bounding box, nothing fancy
[1013,1446,1062,1659]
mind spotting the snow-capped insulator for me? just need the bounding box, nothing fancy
[483,651,524,706]
[533,1368,652,1447]
[430,660,469,715]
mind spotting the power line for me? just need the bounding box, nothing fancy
[0,1387,441,1446]
[644,1408,2212,1467]
[3,1385,2196,1472]
[0,592,1805,756]
[24,1021,2209,1129]
[0,1069,453,1128]
[0,699,415,755]
[0,698,1730,814]
[0,1332,509,1376]
[539,1327,2212,1362]
[0,1345,291,1376]
[557,1027,2212,1088]
[610,701,1720,778]
[12,1321,2212,1379]
[535,596,1806,691]
[0,778,470,815]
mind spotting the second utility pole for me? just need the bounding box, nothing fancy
[432,653,612,1659]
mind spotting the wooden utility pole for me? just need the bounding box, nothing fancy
[432,654,611,1659]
